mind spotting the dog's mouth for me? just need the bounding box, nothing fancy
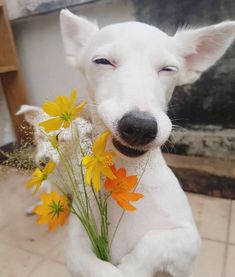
[112,138,147,158]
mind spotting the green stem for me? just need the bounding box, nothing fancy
[72,123,85,157]
[80,160,90,218]
[110,154,150,246]
[58,149,83,207]
[46,125,110,261]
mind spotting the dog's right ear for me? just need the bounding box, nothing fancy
[16,105,44,126]
[60,9,98,68]
[174,21,235,85]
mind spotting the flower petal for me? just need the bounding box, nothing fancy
[112,194,136,211]
[32,168,43,178]
[100,166,116,180]
[60,215,68,226]
[85,164,94,185]
[72,100,87,119]
[36,215,50,224]
[62,120,71,129]
[39,118,63,132]
[120,176,138,191]
[40,192,54,205]
[116,167,126,178]
[34,204,50,215]
[56,96,70,113]
[50,191,61,202]
[104,178,118,192]
[48,217,58,231]
[42,101,61,116]
[25,177,41,189]
[43,161,56,175]
[93,130,110,157]
[117,192,144,201]
[92,167,101,191]
[82,156,94,167]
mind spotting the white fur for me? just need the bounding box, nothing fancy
[58,10,234,277]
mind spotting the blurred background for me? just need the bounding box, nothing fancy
[0,1,234,277]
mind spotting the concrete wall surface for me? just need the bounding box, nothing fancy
[6,0,97,20]
[133,0,235,127]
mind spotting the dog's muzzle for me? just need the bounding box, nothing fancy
[112,111,157,158]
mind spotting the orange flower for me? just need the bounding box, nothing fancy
[34,191,69,231]
[104,166,143,211]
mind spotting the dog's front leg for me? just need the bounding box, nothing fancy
[67,214,123,277]
[118,226,200,277]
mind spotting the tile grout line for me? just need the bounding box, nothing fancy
[46,256,66,266]
[200,236,227,244]
[221,200,232,277]
[0,240,44,277]
[26,258,46,277]
[27,258,67,276]
[0,238,65,262]
[0,240,44,259]
[0,233,66,275]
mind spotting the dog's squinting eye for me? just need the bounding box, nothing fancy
[93,58,113,65]
[160,66,178,72]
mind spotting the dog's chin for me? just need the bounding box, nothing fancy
[112,138,147,158]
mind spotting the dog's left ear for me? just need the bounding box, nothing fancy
[60,9,98,68]
[174,21,235,85]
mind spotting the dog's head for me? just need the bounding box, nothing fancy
[60,10,235,158]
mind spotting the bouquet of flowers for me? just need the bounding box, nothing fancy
[25,90,144,261]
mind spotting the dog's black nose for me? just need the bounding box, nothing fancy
[118,111,158,146]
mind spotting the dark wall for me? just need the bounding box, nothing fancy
[133,0,235,127]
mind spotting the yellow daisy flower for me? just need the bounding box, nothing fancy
[39,90,87,132]
[25,161,56,194]
[82,131,116,191]
[34,191,69,231]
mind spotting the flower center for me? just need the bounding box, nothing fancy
[118,180,127,191]
[48,200,64,218]
[61,112,72,122]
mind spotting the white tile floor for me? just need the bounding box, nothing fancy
[0,167,234,277]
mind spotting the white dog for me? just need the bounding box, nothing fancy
[61,11,235,277]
